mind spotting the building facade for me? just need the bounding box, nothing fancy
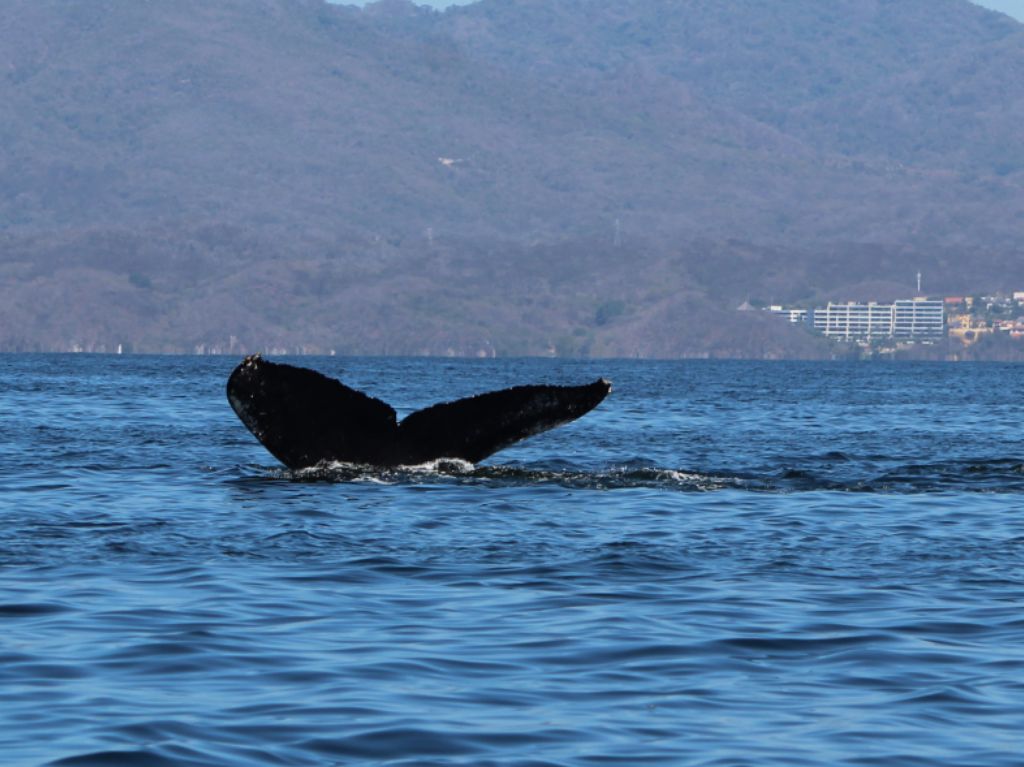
[892,299,944,339]
[813,302,896,340]
[769,306,808,324]
[811,299,944,341]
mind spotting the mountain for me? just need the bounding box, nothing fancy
[1,0,1023,356]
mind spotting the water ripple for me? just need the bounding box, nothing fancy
[3,356,1024,767]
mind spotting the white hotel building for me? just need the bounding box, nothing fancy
[812,299,944,341]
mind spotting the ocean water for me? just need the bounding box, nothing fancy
[1,354,1023,767]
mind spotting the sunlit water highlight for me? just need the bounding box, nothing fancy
[1,355,1023,766]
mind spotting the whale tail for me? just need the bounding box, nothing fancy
[227,355,611,469]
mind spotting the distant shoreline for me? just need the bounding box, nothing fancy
[3,349,1023,363]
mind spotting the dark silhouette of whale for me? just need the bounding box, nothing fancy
[227,355,611,469]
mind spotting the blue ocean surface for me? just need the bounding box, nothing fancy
[1,355,1023,767]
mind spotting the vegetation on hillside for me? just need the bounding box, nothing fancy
[1,0,1022,357]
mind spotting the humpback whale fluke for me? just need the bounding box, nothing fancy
[227,355,611,469]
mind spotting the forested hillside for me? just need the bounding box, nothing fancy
[1,0,1022,356]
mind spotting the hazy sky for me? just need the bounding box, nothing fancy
[341,0,1024,21]
[972,0,1024,19]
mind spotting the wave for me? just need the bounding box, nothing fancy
[273,460,746,491]
[245,457,1024,494]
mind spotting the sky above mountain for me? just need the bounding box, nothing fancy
[338,0,1024,21]
[972,0,1024,19]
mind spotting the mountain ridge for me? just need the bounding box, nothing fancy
[1,0,1022,356]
